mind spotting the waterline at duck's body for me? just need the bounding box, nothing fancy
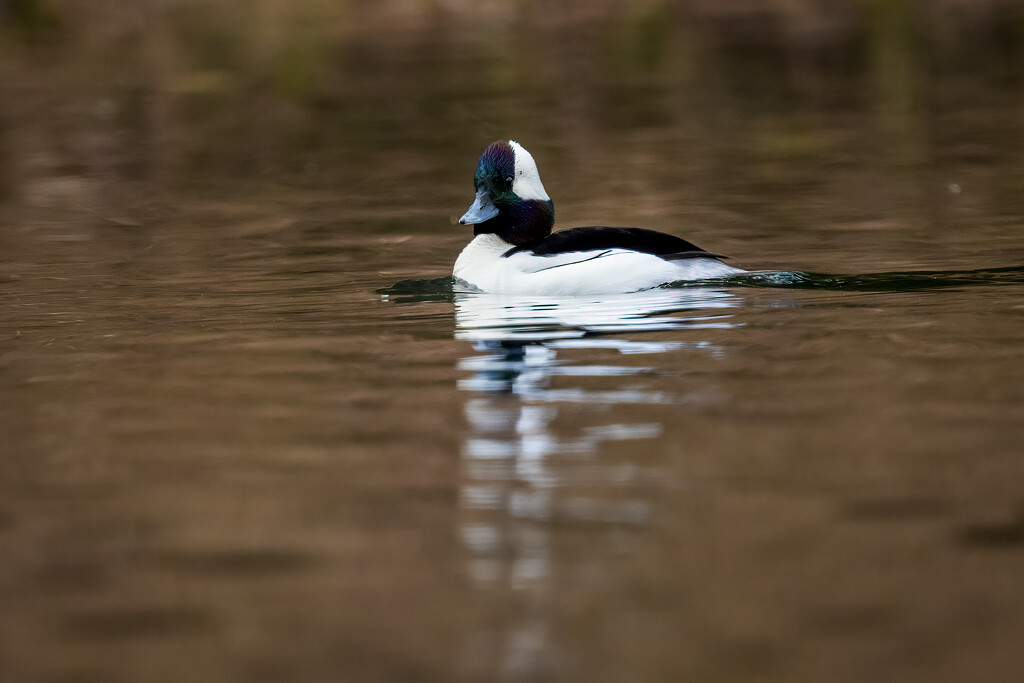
[454,234,741,295]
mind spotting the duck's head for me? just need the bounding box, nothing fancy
[459,140,555,246]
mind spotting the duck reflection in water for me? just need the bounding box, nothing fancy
[453,287,741,680]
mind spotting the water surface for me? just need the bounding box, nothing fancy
[2,5,1024,682]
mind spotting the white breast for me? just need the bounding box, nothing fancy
[454,234,742,295]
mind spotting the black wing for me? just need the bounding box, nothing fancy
[504,227,727,260]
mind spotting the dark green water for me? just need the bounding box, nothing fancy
[2,3,1024,682]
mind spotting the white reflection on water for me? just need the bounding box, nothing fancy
[453,287,742,680]
[455,287,739,342]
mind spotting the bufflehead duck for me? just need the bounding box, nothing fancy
[454,140,743,295]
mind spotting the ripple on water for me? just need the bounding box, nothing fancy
[142,548,322,577]
[381,264,1024,303]
[60,607,216,640]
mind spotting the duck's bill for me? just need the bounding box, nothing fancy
[459,190,499,225]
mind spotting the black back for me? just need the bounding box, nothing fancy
[503,226,726,260]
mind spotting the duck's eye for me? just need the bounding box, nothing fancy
[505,176,513,183]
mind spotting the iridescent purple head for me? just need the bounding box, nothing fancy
[458,140,554,246]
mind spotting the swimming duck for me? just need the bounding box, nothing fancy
[454,140,742,295]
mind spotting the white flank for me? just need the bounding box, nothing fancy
[508,140,550,201]
[454,234,743,295]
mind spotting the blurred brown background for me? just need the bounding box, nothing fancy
[1,3,1023,683]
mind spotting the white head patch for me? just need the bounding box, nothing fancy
[509,140,550,201]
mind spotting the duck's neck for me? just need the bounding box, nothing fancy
[474,199,554,246]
